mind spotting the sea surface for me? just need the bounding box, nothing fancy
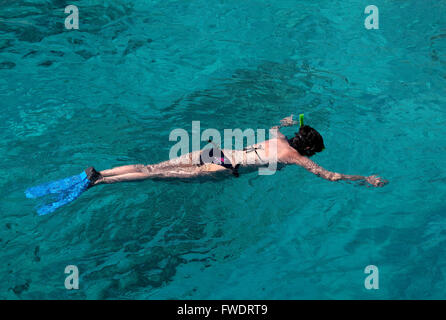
[0,0,445,299]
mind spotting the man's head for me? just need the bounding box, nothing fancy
[288,125,325,157]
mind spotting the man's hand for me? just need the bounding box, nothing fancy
[365,175,388,187]
[279,115,297,127]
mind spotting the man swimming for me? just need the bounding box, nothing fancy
[89,114,386,187]
[25,114,387,215]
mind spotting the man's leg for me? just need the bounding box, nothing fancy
[100,164,147,177]
[96,172,152,184]
[93,163,208,185]
[99,150,200,177]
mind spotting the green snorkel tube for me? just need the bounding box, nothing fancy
[299,113,304,128]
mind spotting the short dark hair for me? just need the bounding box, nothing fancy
[288,125,325,157]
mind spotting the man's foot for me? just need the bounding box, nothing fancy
[85,167,103,187]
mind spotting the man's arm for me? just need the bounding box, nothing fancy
[294,156,387,187]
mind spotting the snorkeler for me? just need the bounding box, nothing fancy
[25,114,387,215]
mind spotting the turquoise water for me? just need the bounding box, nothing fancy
[1,0,445,299]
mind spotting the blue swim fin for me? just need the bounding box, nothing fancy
[25,167,101,216]
[25,172,88,199]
